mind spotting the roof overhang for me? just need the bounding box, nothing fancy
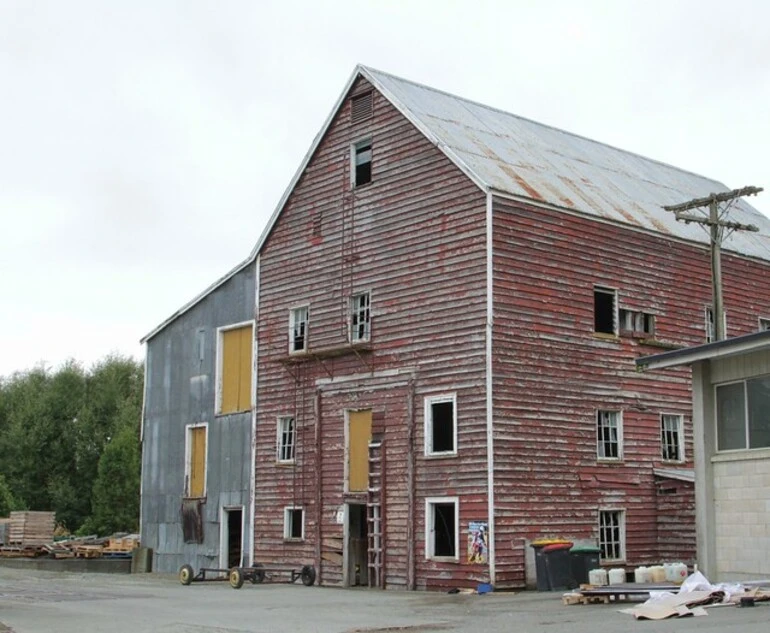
[636,329,770,371]
[653,467,695,483]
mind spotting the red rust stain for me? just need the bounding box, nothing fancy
[500,165,543,201]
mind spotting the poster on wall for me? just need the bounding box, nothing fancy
[467,521,488,564]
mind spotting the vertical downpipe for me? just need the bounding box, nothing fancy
[249,256,260,567]
[485,191,496,584]
[314,388,323,583]
[406,378,416,590]
[138,345,149,545]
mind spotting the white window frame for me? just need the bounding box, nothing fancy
[424,393,458,457]
[715,375,770,452]
[214,320,255,415]
[276,416,296,463]
[705,305,727,343]
[184,422,208,498]
[596,410,623,461]
[288,305,309,354]
[424,496,459,561]
[660,413,685,462]
[598,508,626,562]
[349,291,371,343]
[594,286,618,336]
[618,308,655,337]
[283,506,305,540]
[218,505,245,569]
[759,316,770,332]
[351,137,372,187]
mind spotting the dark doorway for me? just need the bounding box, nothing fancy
[347,503,368,586]
[226,508,243,568]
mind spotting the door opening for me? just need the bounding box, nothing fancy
[347,503,368,586]
[225,508,243,568]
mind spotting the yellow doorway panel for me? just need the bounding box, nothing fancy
[349,410,372,492]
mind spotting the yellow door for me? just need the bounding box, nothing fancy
[348,410,372,492]
[221,326,253,413]
[190,427,206,497]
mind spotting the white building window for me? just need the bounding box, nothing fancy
[619,308,655,337]
[716,376,770,451]
[350,292,371,342]
[283,507,304,540]
[661,414,684,462]
[594,287,617,335]
[352,138,372,187]
[599,509,625,562]
[277,416,296,463]
[597,410,622,460]
[425,497,459,560]
[424,394,457,456]
[289,306,308,353]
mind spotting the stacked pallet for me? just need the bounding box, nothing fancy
[8,511,56,548]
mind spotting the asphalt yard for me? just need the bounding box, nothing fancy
[1,566,768,633]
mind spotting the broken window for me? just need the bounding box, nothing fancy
[426,498,458,559]
[716,376,770,451]
[277,416,295,463]
[350,291,371,342]
[284,507,304,540]
[660,414,684,462]
[597,410,622,460]
[289,306,309,353]
[594,287,617,335]
[759,317,770,332]
[705,306,727,343]
[598,509,625,561]
[350,91,373,123]
[619,309,655,337]
[425,394,457,456]
[352,139,372,187]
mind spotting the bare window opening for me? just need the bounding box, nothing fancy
[661,414,683,462]
[350,292,371,342]
[425,395,456,455]
[353,139,372,187]
[289,306,308,353]
[312,208,323,239]
[597,410,622,460]
[426,498,458,559]
[619,309,655,337]
[599,509,625,561]
[705,306,727,343]
[351,91,373,123]
[594,287,617,335]
[277,416,295,462]
[759,317,770,332]
[284,507,304,540]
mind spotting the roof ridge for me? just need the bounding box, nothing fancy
[359,64,727,190]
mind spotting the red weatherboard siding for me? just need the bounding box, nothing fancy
[255,77,489,590]
[491,197,770,586]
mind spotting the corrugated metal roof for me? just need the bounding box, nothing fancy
[363,67,770,261]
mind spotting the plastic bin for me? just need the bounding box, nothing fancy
[569,546,600,586]
[531,540,573,591]
[542,543,574,591]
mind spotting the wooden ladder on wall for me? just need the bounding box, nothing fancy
[367,437,385,588]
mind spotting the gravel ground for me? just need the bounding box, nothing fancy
[1,566,768,633]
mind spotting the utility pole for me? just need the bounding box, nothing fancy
[663,186,763,341]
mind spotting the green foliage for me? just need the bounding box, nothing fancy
[0,355,143,533]
[0,473,19,516]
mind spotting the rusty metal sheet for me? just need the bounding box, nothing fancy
[364,67,770,261]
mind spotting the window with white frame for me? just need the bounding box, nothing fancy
[283,507,304,540]
[597,410,622,460]
[705,306,727,343]
[598,509,625,561]
[425,394,457,456]
[425,497,458,560]
[352,138,372,187]
[716,376,770,451]
[350,291,371,342]
[594,287,617,335]
[277,416,296,463]
[618,308,655,337]
[759,317,770,332]
[289,306,308,353]
[661,414,684,462]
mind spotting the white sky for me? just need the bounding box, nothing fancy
[1,0,769,377]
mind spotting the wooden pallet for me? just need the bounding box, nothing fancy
[73,545,103,558]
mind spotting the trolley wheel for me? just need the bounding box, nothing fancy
[251,567,265,584]
[300,565,316,586]
[179,564,194,586]
[229,567,244,589]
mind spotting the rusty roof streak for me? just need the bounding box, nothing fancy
[364,66,770,261]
